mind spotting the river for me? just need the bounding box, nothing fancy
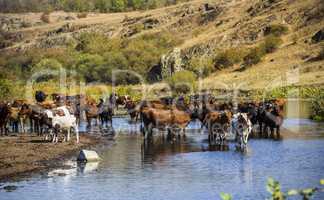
[1,115,324,199]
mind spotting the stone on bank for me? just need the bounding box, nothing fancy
[77,150,100,162]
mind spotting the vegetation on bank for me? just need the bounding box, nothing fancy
[0,0,188,13]
[220,178,324,200]
[0,31,182,85]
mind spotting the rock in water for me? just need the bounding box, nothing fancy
[77,150,100,162]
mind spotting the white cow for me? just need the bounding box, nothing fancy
[44,106,79,143]
[231,113,252,150]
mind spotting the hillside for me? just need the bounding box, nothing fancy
[0,0,324,94]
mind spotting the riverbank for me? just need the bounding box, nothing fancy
[0,134,106,182]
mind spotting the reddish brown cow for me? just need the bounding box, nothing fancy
[125,100,139,122]
[140,106,191,140]
[203,110,232,144]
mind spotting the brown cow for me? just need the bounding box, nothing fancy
[140,106,191,140]
[125,100,139,122]
[0,102,10,135]
[203,110,232,144]
[85,101,99,130]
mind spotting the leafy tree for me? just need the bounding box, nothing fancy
[111,0,126,11]
[0,78,14,100]
[74,53,104,82]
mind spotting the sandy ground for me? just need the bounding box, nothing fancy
[0,134,105,182]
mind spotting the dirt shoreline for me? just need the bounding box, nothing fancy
[0,134,108,183]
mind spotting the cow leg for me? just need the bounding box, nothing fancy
[182,128,186,139]
[20,118,25,133]
[259,122,263,138]
[67,129,71,142]
[270,127,274,139]
[167,128,172,141]
[87,118,91,131]
[75,126,79,144]
[276,126,280,139]
[263,124,268,138]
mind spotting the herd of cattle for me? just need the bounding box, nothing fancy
[0,91,285,148]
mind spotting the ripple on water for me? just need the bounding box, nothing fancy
[1,117,324,200]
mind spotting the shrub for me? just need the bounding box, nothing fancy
[0,79,12,100]
[260,35,283,53]
[243,47,265,66]
[166,70,197,94]
[214,48,246,69]
[188,56,214,77]
[264,24,288,37]
[41,12,51,23]
[77,12,88,18]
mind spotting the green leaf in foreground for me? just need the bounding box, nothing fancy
[320,179,324,185]
[220,192,232,200]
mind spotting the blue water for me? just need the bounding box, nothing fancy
[1,118,324,200]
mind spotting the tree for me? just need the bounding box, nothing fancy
[111,0,126,11]
[0,78,15,100]
[74,54,104,82]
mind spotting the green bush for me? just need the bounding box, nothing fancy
[214,48,246,69]
[260,35,283,53]
[243,47,265,66]
[166,70,197,94]
[264,24,289,37]
[188,56,214,77]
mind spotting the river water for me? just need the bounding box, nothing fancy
[1,116,324,200]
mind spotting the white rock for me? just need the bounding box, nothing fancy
[77,150,100,162]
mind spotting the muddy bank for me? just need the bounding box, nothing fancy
[0,134,108,182]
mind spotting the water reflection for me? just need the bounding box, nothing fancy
[77,162,99,174]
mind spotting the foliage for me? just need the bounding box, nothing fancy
[0,79,14,100]
[219,178,324,200]
[166,70,196,94]
[260,35,282,53]
[187,56,215,77]
[264,24,289,37]
[243,46,265,66]
[0,31,181,86]
[220,193,232,200]
[0,0,186,13]
[214,48,246,69]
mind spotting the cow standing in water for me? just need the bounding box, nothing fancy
[231,112,252,151]
[203,110,232,145]
[98,98,114,128]
[139,101,191,140]
[0,102,10,135]
[125,99,138,123]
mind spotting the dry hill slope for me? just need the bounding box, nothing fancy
[0,0,323,90]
